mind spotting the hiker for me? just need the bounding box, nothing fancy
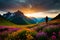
[45,16,48,24]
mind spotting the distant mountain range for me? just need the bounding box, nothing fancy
[29,17,52,23]
[0,10,53,25]
[3,10,36,25]
[0,10,60,25]
[3,11,52,25]
[35,17,52,23]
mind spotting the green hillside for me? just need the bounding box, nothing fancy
[0,15,15,26]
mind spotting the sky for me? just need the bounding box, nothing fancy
[0,0,60,18]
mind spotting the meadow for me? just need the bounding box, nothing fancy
[0,19,60,40]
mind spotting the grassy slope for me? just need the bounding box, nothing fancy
[32,19,60,29]
[0,16,36,28]
[48,19,60,25]
[0,17,16,26]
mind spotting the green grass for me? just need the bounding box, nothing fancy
[14,24,37,28]
[0,18,15,26]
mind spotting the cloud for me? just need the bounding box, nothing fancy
[0,0,60,12]
[30,0,60,10]
[44,10,60,14]
[0,0,27,11]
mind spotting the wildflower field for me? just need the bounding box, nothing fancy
[0,20,60,40]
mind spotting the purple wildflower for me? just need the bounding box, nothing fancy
[8,28,20,31]
[51,35,56,40]
[36,31,47,38]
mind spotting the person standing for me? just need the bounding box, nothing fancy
[45,16,48,24]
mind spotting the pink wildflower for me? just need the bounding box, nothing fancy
[51,35,56,40]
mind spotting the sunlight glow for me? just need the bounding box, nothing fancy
[24,12,59,18]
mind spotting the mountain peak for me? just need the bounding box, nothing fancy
[52,13,60,20]
[14,10,24,15]
[7,12,11,13]
[17,10,21,12]
[6,12,12,15]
